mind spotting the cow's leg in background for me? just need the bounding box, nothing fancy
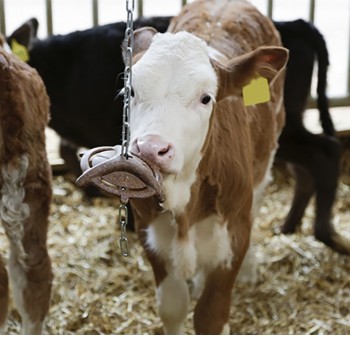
[280,163,314,233]
[276,130,347,253]
[6,185,53,334]
[0,256,9,333]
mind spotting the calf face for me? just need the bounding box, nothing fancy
[130,31,217,211]
[130,29,287,213]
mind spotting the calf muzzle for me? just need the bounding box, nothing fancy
[76,145,165,204]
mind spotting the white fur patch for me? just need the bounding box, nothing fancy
[221,323,230,335]
[170,234,197,280]
[236,243,258,285]
[1,154,30,268]
[130,31,218,212]
[161,171,197,215]
[156,275,190,334]
[147,213,233,281]
[194,215,233,271]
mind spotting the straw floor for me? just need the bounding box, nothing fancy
[1,139,350,335]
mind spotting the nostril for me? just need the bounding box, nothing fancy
[158,145,170,156]
[136,137,174,169]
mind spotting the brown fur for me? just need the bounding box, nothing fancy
[131,0,287,334]
[0,46,52,334]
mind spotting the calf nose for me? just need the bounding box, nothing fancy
[133,136,174,171]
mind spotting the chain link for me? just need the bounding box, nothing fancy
[118,203,129,257]
[121,0,135,159]
[118,0,135,257]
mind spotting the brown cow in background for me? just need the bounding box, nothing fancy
[0,35,52,334]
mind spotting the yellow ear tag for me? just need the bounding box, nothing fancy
[11,39,30,62]
[243,76,270,106]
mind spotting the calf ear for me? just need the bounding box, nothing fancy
[122,26,157,63]
[214,46,289,101]
[7,18,39,49]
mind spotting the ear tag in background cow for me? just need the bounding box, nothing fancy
[243,76,270,106]
[11,39,30,62]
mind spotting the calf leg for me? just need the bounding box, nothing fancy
[194,266,236,334]
[11,186,53,335]
[277,131,350,254]
[0,256,9,334]
[194,227,249,335]
[139,231,190,334]
[9,240,52,334]
[280,163,314,233]
[2,177,53,334]
[157,274,190,334]
[312,144,350,253]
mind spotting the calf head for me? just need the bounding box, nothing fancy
[128,28,288,213]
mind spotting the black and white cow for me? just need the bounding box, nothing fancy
[273,19,347,254]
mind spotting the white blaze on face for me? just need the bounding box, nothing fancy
[130,31,218,212]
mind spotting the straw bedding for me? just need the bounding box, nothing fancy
[1,138,350,335]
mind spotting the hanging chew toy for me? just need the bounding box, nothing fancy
[76,145,164,205]
[76,145,164,258]
[76,0,164,257]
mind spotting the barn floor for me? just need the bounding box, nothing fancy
[1,135,350,335]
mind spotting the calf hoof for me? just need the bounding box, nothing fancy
[273,224,297,235]
[316,228,350,255]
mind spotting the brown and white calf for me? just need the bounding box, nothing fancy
[125,0,288,334]
[0,35,52,334]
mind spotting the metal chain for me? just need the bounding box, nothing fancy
[119,202,129,257]
[118,0,135,257]
[121,0,134,159]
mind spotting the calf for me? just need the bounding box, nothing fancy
[85,0,288,334]
[0,35,52,334]
[273,19,349,254]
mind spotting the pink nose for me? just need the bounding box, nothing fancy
[133,136,174,171]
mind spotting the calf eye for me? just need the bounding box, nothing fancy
[201,94,211,105]
[130,88,135,98]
